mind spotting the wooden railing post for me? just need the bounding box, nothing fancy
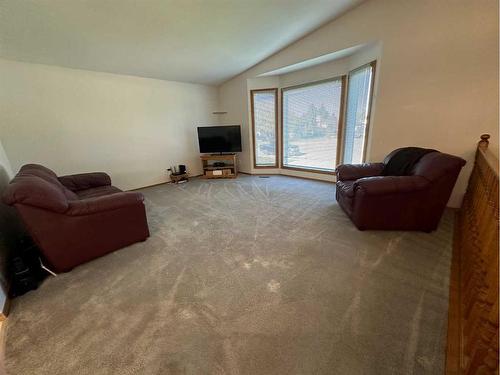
[479,134,490,150]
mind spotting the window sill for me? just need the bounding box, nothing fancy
[281,165,336,175]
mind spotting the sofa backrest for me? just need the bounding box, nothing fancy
[3,164,77,213]
[412,152,466,181]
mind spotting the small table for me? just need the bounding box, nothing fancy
[200,154,238,179]
[170,173,188,184]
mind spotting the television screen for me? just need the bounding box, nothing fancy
[197,125,242,153]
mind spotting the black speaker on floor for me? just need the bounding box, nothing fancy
[9,236,47,297]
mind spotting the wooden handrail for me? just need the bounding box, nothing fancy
[446,134,499,374]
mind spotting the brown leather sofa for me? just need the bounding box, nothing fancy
[3,164,150,272]
[336,150,466,231]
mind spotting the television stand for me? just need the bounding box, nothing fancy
[201,154,238,179]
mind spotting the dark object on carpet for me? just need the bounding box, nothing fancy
[2,164,150,273]
[335,149,466,231]
[9,236,47,297]
[382,147,437,176]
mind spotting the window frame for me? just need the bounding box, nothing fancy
[341,60,377,164]
[280,76,347,175]
[250,88,279,169]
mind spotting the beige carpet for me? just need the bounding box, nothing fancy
[4,175,453,374]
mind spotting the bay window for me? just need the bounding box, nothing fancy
[250,61,376,173]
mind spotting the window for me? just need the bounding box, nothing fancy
[251,89,278,167]
[282,78,343,172]
[342,62,376,164]
[250,61,376,173]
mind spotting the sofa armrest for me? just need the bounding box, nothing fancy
[58,172,111,191]
[354,175,430,196]
[336,163,384,181]
[67,192,144,216]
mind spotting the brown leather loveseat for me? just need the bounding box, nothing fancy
[3,164,150,272]
[336,149,466,231]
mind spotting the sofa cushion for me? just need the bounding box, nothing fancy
[76,185,122,199]
[19,164,58,180]
[412,152,467,181]
[58,172,112,192]
[381,147,437,176]
[18,164,78,200]
[3,175,69,213]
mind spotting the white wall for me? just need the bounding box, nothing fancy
[0,141,12,180]
[218,0,499,207]
[0,59,219,190]
[0,139,15,320]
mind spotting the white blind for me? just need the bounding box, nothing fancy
[343,65,373,164]
[253,91,277,166]
[282,79,342,171]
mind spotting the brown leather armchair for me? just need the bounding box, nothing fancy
[3,164,150,272]
[336,150,466,231]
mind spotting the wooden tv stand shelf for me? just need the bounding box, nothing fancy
[200,154,238,179]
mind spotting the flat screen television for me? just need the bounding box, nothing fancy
[197,125,242,154]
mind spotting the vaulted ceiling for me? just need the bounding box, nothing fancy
[0,0,364,85]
